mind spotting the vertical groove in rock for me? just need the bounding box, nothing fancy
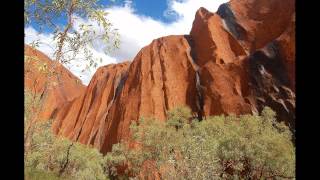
[184,35,204,121]
[157,39,169,113]
[95,67,129,150]
[94,65,129,149]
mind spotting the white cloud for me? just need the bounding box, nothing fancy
[24,26,56,58]
[25,0,228,85]
[25,26,118,85]
[106,0,228,61]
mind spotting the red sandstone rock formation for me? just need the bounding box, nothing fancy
[97,35,201,153]
[52,35,202,153]
[217,0,295,53]
[24,45,85,121]
[27,0,295,157]
[189,0,295,130]
[190,7,253,116]
[52,62,130,146]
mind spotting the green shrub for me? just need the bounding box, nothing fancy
[166,106,192,129]
[106,106,295,179]
[24,91,109,180]
[25,167,63,180]
[24,119,109,179]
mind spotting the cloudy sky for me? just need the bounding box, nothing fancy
[25,0,228,85]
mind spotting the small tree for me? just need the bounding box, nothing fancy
[25,2,120,177]
[24,55,53,155]
[24,90,43,154]
[24,115,108,179]
[25,91,110,179]
[25,0,120,81]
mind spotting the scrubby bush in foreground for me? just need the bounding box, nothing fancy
[24,91,109,180]
[106,107,295,179]
[24,116,109,180]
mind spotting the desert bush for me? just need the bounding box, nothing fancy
[24,119,109,180]
[24,91,109,180]
[25,167,63,180]
[106,106,295,179]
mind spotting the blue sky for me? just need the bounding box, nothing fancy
[30,0,175,33]
[25,0,229,84]
[109,0,173,22]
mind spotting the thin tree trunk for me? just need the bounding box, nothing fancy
[56,1,77,177]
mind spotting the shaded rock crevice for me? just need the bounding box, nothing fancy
[217,3,248,42]
[157,39,170,113]
[247,46,295,131]
[184,35,204,121]
[95,68,129,149]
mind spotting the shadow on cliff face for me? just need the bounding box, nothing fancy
[247,42,295,135]
[217,3,248,41]
[184,35,204,121]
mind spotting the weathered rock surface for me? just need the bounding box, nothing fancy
[52,62,130,146]
[190,7,253,116]
[274,13,295,90]
[24,45,85,121]
[97,35,201,153]
[189,0,295,130]
[217,0,295,53]
[52,35,202,153]
[190,7,247,66]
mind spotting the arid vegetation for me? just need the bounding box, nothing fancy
[25,91,109,180]
[25,91,294,180]
[105,107,295,179]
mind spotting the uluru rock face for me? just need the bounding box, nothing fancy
[28,0,295,154]
[190,7,253,116]
[97,35,202,153]
[53,35,203,153]
[52,62,130,146]
[217,0,295,53]
[24,45,85,121]
[189,0,295,130]
[190,7,247,66]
